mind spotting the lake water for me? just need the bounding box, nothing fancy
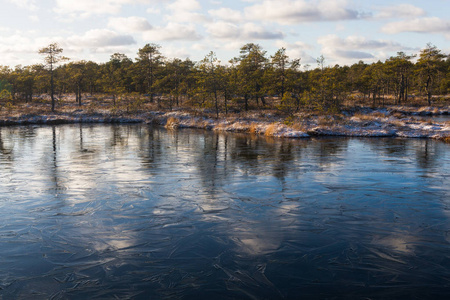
[0,124,449,299]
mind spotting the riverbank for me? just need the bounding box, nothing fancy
[0,105,449,142]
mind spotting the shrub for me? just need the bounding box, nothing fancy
[277,92,297,116]
[5,101,14,111]
[0,90,12,102]
[283,115,295,126]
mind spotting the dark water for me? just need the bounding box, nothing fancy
[0,124,449,299]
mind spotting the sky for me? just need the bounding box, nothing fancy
[1,0,450,68]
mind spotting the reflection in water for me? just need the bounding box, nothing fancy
[0,125,449,299]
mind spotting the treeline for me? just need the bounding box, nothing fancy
[0,42,449,115]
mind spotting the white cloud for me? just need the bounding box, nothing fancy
[143,23,202,41]
[275,40,315,63]
[54,0,151,17]
[87,46,135,55]
[206,21,283,41]
[147,7,161,14]
[209,7,243,23]
[241,23,284,40]
[318,35,403,50]
[0,34,65,56]
[108,16,152,32]
[375,4,426,19]
[220,40,245,52]
[165,11,208,23]
[317,34,409,64]
[167,0,201,12]
[244,0,365,25]
[206,21,239,39]
[0,34,35,53]
[29,15,39,22]
[67,29,136,47]
[333,50,374,59]
[163,45,192,59]
[7,0,37,11]
[165,0,207,23]
[381,17,450,34]
[0,34,69,66]
[192,43,209,51]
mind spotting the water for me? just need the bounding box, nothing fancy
[0,124,449,299]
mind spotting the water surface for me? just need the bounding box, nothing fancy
[0,124,449,299]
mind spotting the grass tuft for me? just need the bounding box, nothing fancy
[165,116,179,129]
[249,123,258,134]
[264,123,278,136]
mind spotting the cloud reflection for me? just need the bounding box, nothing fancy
[0,125,449,298]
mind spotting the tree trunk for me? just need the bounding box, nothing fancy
[214,90,219,118]
[398,73,405,105]
[77,85,82,106]
[405,77,409,104]
[372,88,376,107]
[425,75,432,105]
[224,92,228,115]
[260,96,266,106]
[50,64,55,112]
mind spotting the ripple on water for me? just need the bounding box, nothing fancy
[0,125,449,298]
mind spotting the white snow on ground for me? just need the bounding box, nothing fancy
[389,106,450,115]
[1,107,449,141]
[160,110,449,140]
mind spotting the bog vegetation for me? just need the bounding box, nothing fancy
[0,42,449,116]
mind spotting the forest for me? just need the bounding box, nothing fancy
[0,42,449,117]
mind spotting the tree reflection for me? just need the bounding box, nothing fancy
[271,140,296,181]
[79,123,84,150]
[137,126,164,170]
[314,137,349,167]
[0,128,13,160]
[50,126,64,197]
[415,139,439,170]
[109,125,129,149]
[1,125,450,299]
[380,138,408,156]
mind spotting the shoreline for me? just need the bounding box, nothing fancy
[0,107,449,142]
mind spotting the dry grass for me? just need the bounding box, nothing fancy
[290,122,308,132]
[441,135,450,143]
[264,123,278,136]
[353,113,376,121]
[213,122,227,131]
[389,120,406,127]
[371,111,387,118]
[249,122,258,134]
[391,112,406,119]
[353,112,387,121]
[317,116,336,126]
[165,116,180,129]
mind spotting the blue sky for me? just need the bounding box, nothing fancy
[1,0,449,68]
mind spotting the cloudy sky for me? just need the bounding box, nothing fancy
[1,0,449,68]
